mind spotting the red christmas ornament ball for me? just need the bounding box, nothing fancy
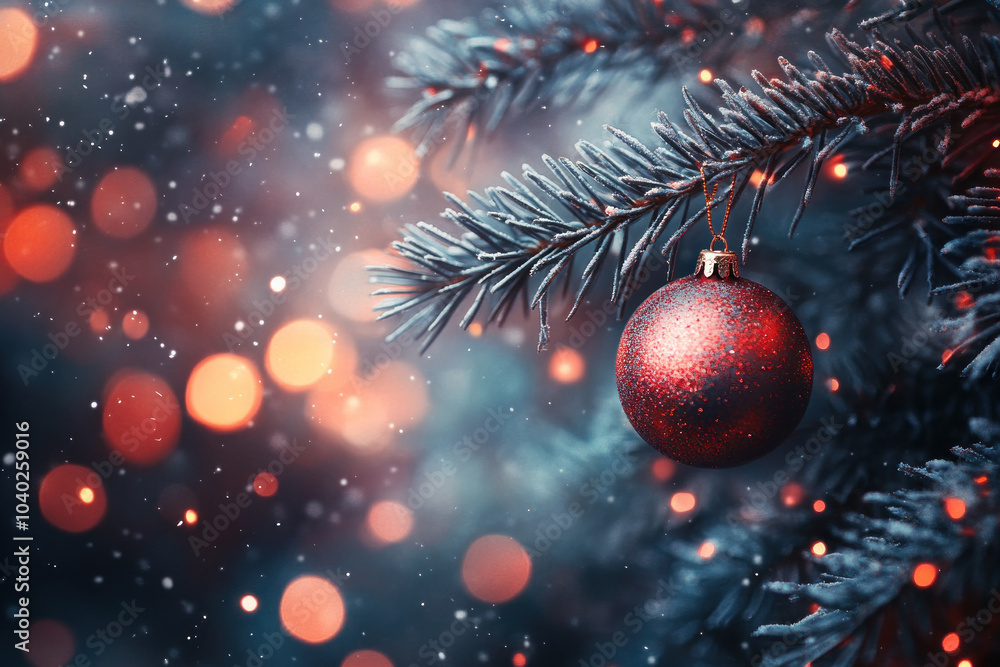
[616,259,812,468]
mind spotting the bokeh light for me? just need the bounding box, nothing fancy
[912,562,937,588]
[89,309,111,334]
[307,361,427,454]
[179,228,248,305]
[832,162,848,179]
[549,347,585,383]
[185,509,198,524]
[181,0,239,15]
[942,632,960,653]
[309,389,386,452]
[266,319,335,391]
[103,371,182,465]
[670,492,696,513]
[39,464,107,532]
[958,660,973,667]
[3,205,77,282]
[279,575,346,643]
[0,8,38,82]
[240,595,258,612]
[698,541,716,559]
[461,534,532,604]
[813,499,826,513]
[780,482,805,507]
[122,310,150,340]
[512,654,527,667]
[270,275,286,292]
[91,166,157,238]
[815,332,830,350]
[26,619,74,667]
[341,649,393,667]
[366,500,414,545]
[186,353,263,431]
[945,497,966,519]
[651,458,675,481]
[699,68,713,83]
[79,487,95,504]
[347,136,419,202]
[19,147,63,191]
[811,541,827,557]
[253,472,279,497]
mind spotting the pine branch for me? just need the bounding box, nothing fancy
[372,28,1000,351]
[389,0,748,156]
[844,130,967,298]
[934,171,1000,378]
[860,0,1000,30]
[753,418,1000,667]
[858,0,944,29]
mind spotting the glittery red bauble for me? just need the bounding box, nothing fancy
[616,265,813,468]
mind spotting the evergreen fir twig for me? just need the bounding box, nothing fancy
[859,0,998,30]
[934,172,1000,377]
[844,131,967,297]
[389,0,748,156]
[753,418,1000,667]
[372,28,1000,351]
[859,0,939,29]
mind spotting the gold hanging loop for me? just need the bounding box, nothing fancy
[699,163,738,247]
[695,164,741,279]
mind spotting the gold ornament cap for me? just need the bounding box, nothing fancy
[695,249,740,279]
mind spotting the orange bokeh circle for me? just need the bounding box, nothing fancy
[186,353,263,431]
[253,472,279,497]
[279,575,346,643]
[181,0,238,15]
[342,650,393,667]
[4,205,76,282]
[347,136,419,202]
[266,319,335,391]
[102,371,182,465]
[549,346,586,384]
[179,227,248,305]
[461,534,532,604]
[19,147,63,191]
[39,464,108,533]
[366,500,413,545]
[307,361,427,455]
[122,310,150,340]
[91,167,157,238]
[0,8,38,82]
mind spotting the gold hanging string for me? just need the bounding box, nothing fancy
[698,164,738,252]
